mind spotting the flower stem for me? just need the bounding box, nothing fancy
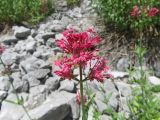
[0,57,33,120]
[79,64,85,120]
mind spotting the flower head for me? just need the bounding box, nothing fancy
[56,28,101,55]
[54,28,111,82]
[130,5,141,17]
[147,7,159,17]
[88,58,111,82]
[54,57,73,80]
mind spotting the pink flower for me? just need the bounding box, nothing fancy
[88,58,111,82]
[147,7,159,17]
[71,51,97,65]
[54,57,73,80]
[56,28,101,55]
[76,90,87,105]
[130,5,141,17]
[54,64,73,80]
[54,28,111,82]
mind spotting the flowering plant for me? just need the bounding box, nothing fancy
[93,0,160,35]
[54,28,112,120]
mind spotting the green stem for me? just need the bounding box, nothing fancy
[0,57,33,120]
[79,64,85,120]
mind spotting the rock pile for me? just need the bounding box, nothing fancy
[0,0,159,120]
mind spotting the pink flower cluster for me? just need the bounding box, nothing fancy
[130,5,159,17]
[54,28,111,82]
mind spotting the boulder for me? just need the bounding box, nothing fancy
[27,69,50,81]
[117,57,129,71]
[59,80,76,93]
[22,91,77,120]
[25,41,36,52]
[22,75,40,88]
[45,77,60,91]
[149,76,160,85]
[13,26,31,39]
[115,82,131,97]
[0,76,10,91]
[10,72,29,93]
[1,51,20,65]
[2,35,18,44]
[26,85,49,109]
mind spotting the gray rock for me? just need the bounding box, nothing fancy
[59,80,76,93]
[0,93,29,120]
[54,0,67,11]
[1,51,20,65]
[153,61,160,77]
[95,92,107,113]
[46,38,56,48]
[31,29,38,37]
[50,20,65,32]
[13,26,31,39]
[35,34,45,44]
[15,41,26,52]
[42,32,55,41]
[33,46,54,60]
[22,91,76,120]
[85,80,103,92]
[20,56,39,72]
[25,41,36,52]
[67,7,82,18]
[20,57,46,72]
[55,33,63,40]
[27,69,50,80]
[87,106,94,120]
[10,72,29,93]
[117,57,129,71]
[119,97,130,118]
[110,71,129,79]
[115,82,131,97]
[22,75,40,87]
[0,64,5,73]
[104,80,117,93]
[40,61,51,69]
[95,91,118,113]
[107,92,119,111]
[0,76,10,91]
[45,77,60,91]
[53,47,62,53]
[61,16,72,26]
[26,85,49,109]
[149,76,160,85]
[100,115,112,120]
[68,96,80,120]
[2,35,18,44]
[0,91,8,101]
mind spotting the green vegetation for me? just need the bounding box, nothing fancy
[93,0,160,34]
[128,42,160,120]
[0,0,54,24]
[66,0,80,8]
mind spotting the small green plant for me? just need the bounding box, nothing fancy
[0,0,54,24]
[128,42,160,120]
[66,0,80,8]
[151,85,160,93]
